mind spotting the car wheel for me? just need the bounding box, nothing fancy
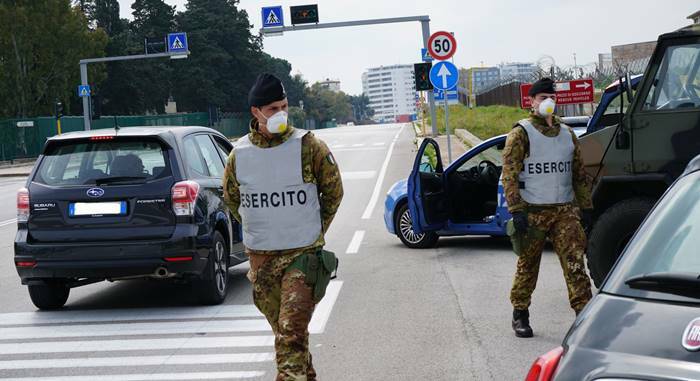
[587,198,654,287]
[28,281,70,310]
[198,231,229,305]
[395,203,438,249]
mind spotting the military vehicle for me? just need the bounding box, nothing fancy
[581,23,700,286]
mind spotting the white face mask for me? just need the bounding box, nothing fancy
[537,98,556,117]
[260,110,288,134]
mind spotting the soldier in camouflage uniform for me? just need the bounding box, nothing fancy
[223,74,343,380]
[502,78,593,338]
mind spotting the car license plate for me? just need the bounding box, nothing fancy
[69,201,127,216]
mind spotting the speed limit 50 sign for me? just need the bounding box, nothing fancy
[428,31,457,61]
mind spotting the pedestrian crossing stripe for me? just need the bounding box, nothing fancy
[266,10,281,25]
[0,281,342,380]
[171,36,184,50]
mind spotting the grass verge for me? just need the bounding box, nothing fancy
[426,105,529,140]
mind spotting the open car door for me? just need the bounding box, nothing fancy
[407,138,448,234]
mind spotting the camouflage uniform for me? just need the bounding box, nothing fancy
[223,120,343,381]
[502,113,593,313]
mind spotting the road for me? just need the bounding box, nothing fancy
[0,124,583,380]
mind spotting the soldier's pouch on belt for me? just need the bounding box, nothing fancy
[286,249,339,303]
[506,219,545,256]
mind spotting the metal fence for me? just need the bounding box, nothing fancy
[0,112,250,162]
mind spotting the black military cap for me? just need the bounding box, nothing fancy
[248,73,287,107]
[528,77,556,96]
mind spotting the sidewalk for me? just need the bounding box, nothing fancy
[413,122,469,165]
[0,160,36,177]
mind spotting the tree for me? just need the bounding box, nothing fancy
[172,0,263,112]
[126,0,175,114]
[303,83,353,124]
[349,94,374,122]
[0,0,108,118]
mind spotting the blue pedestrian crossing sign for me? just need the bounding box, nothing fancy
[167,32,188,54]
[77,85,91,98]
[421,48,433,62]
[429,61,459,90]
[262,6,284,28]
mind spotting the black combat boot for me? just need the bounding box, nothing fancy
[512,309,533,338]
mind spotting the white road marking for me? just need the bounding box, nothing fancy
[0,218,17,227]
[341,171,376,180]
[332,147,386,152]
[309,281,343,334]
[0,318,271,340]
[331,144,346,148]
[0,352,274,370]
[0,372,266,381]
[0,305,262,326]
[361,125,405,219]
[373,142,386,146]
[352,143,364,147]
[345,230,365,254]
[0,335,275,355]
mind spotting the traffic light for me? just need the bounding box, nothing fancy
[54,100,63,119]
[290,4,319,25]
[414,63,433,91]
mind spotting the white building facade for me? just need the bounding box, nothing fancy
[362,65,417,123]
[499,62,537,82]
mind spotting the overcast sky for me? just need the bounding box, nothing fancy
[117,0,697,95]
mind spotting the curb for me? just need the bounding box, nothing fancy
[454,129,483,149]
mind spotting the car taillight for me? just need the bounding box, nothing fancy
[17,187,29,222]
[172,181,200,216]
[525,346,564,381]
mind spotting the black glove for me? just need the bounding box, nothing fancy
[512,211,528,234]
[580,209,593,229]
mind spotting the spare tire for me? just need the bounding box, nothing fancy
[586,198,654,287]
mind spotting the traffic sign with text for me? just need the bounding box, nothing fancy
[428,31,457,61]
[520,79,594,108]
[429,61,459,91]
[434,89,458,101]
[262,6,284,27]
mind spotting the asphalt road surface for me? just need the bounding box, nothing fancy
[0,124,585,380]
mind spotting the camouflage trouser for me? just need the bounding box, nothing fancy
[248,253,317,381]
[510,204,593,313]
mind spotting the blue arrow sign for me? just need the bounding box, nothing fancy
[262,6,284,28]
[430,61,459,90]
[77,85,91,98]
[167,32,188,53]
[421,48,433,62]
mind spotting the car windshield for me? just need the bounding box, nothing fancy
[34,138,169,186]
[605,171,700,302]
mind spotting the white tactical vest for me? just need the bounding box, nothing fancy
[234,128,322,251]
[518,119,575,205]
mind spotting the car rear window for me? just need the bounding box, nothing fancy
[34,138,169,186]
[605,171,700,302]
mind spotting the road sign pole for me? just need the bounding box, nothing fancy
[421,20,438,136]
[444,97,452,163]
[80,63,91,131]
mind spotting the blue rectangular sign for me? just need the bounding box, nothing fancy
[77,85,91,98]
[434,89,458,101]
[262,6,284,28]
[421,48,433,62]
[167,32,188,53]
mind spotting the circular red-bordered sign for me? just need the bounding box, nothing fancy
[428,31,457,61]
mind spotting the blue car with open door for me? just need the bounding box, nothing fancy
[384,135,510,248]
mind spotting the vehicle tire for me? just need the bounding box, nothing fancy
[198,231,229,305]
[395,203,439,249]
[587,198,654,287]
[28,281,70,310]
